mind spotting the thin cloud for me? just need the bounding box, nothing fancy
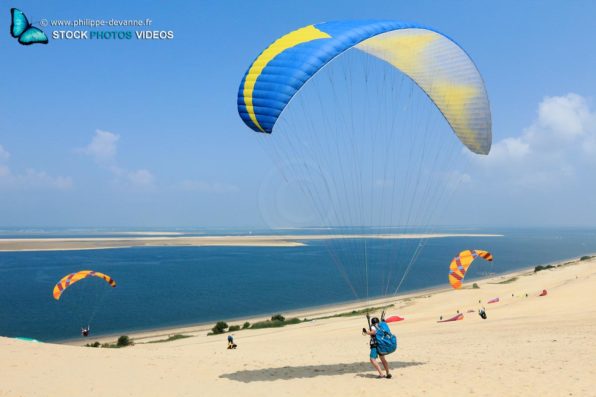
[127,169,154,187]
[473,93,596,188]
[0,145,10,163]
[12,169,74,190]
[0,146,72,190]
[77,130,119,164]
[78,130,154,188]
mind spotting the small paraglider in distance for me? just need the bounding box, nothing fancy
[53,270,116,300]
[448,250,494,290]
[53,270,116,337]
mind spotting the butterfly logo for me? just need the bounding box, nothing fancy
[10,8,49,45]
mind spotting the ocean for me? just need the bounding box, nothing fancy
[0,227,595,341]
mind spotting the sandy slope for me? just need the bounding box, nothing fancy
[1,257,595,397]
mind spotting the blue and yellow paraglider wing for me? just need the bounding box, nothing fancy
[237,20,491,154]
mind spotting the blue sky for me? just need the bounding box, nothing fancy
[1,1,595,228]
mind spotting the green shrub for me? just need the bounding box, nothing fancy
[117,335,133,347]
[211,321,229,335]
[534,265,555,273]
[228,325,240,332]
[242,322,250,329]
[85,341,101,348]
[580,255,594,261]
[250,320,285,329]
[472,283,479,289]
[250,317,302,329]
[271,314,285,322]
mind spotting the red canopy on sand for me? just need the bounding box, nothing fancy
[539,289,548,296]
[488,297,500,304]
[385,315,404,323]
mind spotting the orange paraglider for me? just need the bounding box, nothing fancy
[53,270,116,300]
[448,250,493,289]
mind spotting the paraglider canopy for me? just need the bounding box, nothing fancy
[237,20,493,300]
[53,270,116,300]
[437,313,464,323]
[238,19,492,154]
[448,250,493,289]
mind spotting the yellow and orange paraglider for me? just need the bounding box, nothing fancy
[53,270,116,300]
[448,250,493,289]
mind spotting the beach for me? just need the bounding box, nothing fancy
[1,255,594,396]
[0,233,502,252]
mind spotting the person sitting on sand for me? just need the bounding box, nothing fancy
[227,334,237,349]
[81,326,90,337]
[362,317,391,379]
[478,307,487,320]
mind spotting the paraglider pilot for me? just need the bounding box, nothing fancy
[227,334,237,349]
[362,317,392,379]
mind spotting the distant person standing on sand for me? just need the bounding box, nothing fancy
[362,317,392,379]
[227,334,237,349]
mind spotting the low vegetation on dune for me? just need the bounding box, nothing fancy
[209,321,230,335]
[250,316,303,329]
[208,315,305,335]
[208,305,396,336]
[533,255,594,272]
[314,305,394,321]
[85,335,134,348]
[496,276,518,284]
[147,334,192,344]
[534,264,557,272]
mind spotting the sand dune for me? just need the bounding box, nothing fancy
[1,256,594,396]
